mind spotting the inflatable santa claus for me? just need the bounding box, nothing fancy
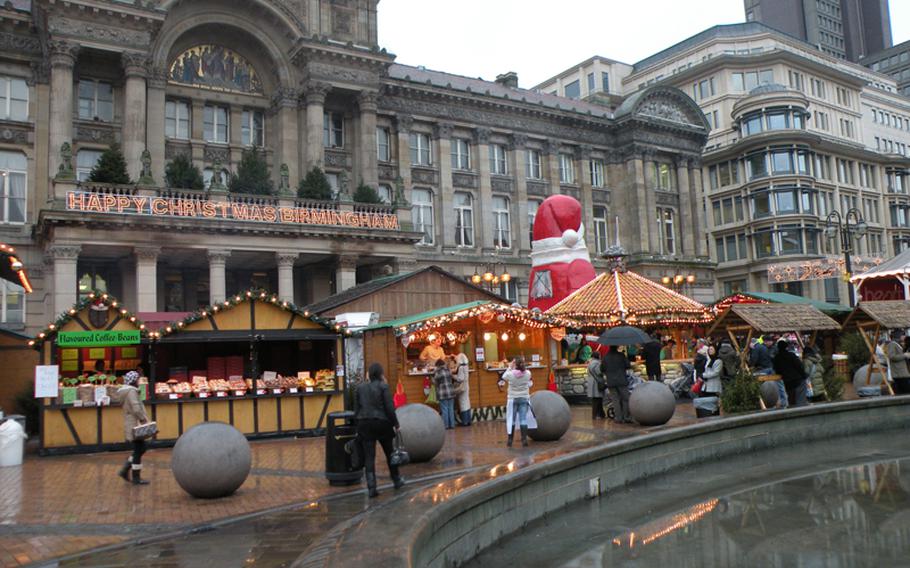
[528,195,596,312]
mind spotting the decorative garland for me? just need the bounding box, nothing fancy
[392,302,578,338]
[150,288,347,339]
[29,291,147,349]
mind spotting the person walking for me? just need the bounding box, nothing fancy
[643,335,662,381]
[433,359,457,429]
[701,345,724,396]
[886,331,910,394]
[603,346,632,423]
[453,348,472,426]
[803,346,826,401]
[115,371,151,485]
[587,351,607,420]
[773,340,809,407]
[354,363,404,498]
[500,357,532,447]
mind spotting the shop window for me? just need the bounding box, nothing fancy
[77,79,113,122]
[593,206,609,254]
[412,188,434,245]
[451,139,471,171]
[559,154,575,184]
[755,231,774,258]
[454,192,474,247]
[376,127,391,162]
[493,196,511,249]
[489,144,508,175]
[0,76,28,121]
[165,100,190,140]
[241,109,264,147]
[0,151,26,224]
[526,149,542,179]
[203,104,229,144]
[323,112,344,148]
[76,149,104,182]
[409,133,431,166]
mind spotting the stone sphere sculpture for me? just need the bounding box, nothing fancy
[172,422,251,499]
[629,381,675,426]
[527,391,571,441]
[852,364,885,392]
[396,403,445,462]
[760,381,780,408]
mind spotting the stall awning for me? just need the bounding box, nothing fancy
[851,249,910,283]
[842,300,910,331]
[713,292,851,317]
[708,303,841,335]
[546,270,712,327]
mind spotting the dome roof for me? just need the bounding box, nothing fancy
[748,83,790,95]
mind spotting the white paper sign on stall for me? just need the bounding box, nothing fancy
[34,365,59,398]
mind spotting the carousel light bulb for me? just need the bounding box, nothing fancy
[501,272,511,282]
[518,332,527,341]
[661,276,671,285]
[501,332,509,341]
[686,274,696,284]
[484,332,492,341]
[428,333,437,341]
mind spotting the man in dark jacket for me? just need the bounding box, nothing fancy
[603,348,632,423]
[642,336,662,381]
[772,340,808,407]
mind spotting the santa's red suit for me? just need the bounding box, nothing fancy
[528,195,596,312]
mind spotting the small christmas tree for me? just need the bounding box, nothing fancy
[87,144,131,184]
[164,154,204,190]
[297,166,333,200]
[352,181,383,204]
[229,147,273,195]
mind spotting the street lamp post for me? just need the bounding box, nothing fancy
[825,208,867,307]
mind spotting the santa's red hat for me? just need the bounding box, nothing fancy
[533,195,584,249]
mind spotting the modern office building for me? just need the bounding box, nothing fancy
[539,22,910,304]
[0,0,712,335]
[862,39,910,96]
[743,0,892,62]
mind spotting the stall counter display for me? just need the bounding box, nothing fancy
[631,359,691,383]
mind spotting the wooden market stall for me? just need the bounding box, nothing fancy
[850,249,910,301]
[0,242,34,421]
[35,290,345,455]
[841,300,910,395]
[713,291,851,319]
[361,301,574,422]
[707,303,842,407]
[545,264,714,395]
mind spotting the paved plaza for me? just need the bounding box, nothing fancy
[0,405,697,567]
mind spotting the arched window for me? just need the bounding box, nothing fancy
[0,151,26,224]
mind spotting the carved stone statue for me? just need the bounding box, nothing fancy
[138,149,155,186]
[210,158,226,192]
[337,171,351,202]
[56,142,75,181]
[279,163,291,195]
[392,175,409,207]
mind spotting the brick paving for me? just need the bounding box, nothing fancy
[0,404,697,567]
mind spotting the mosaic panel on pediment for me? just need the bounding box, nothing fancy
[169,45,263,94]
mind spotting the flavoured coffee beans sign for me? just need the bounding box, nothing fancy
[66,191,400,231]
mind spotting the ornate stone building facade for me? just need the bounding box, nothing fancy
[0,0,709,334]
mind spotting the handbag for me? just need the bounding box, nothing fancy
[393,380,408,408]
[425,382,438,405]
[692,378,704,395]
[344,435,364,470]
[132,421,158,440]
[389,430,410,467]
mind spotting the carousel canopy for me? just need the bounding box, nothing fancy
[546,270,712,327]
[842,300,910,331]
[708,303,841,335]
[851,249,910,283]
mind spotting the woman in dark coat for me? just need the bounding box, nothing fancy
[354,363,405,497]
[773,340,808,407]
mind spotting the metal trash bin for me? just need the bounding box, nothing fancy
[325,410,363,486]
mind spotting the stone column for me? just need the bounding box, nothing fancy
[511,134,531,251]
[208,249,231,304]
[134,247,160,312]
[272,88,300,190]
[49,245,80,316]
[630,156,652,255]
[358,91,379,188]
[48,41,79,177]
[690,159,708,257]
[395,115,413,194]
[276,252,298,302]
[435,122,456,248]
[122,53,148,181]
[335,255,358,293]
[642,156,659,253]
[304,82,330,171]
[577,145,595,252]
[146,67,167,184]
[676,158,693,257]
[476,127,494,250]
[545,139,561,196]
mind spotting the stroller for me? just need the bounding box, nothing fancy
[604,371,644,421]
[666,362,696,400]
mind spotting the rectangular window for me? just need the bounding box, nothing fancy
[593,206,609,254]
[601,72,610,93]
[492,196,511,249]
[771,150,793,173]
[203,104,229,143]
[78,80,113,122]
[0,281,24,324]
[590,159,605,188]
[241,109,264,147]
[755,231,774,258]
[766,112,788,130]
[778,226,802,254]
[732,72,745,92]
[165,100,190,140]
[564,80,580,99]
[746,152,767,179]
[788,70,804,91]
[715,237,726,263]
[655,163,672,190]
[712,201,722,226]
[0,151,26,224]
[753,192,772,218]
[453,192,474,247]
[526,150,542,179]
[0,76,28,121]
[587,72,595,93]
[489,144,508,175]
[775,189,798,213]
[528,200,540,244]
[76,149,104,182]
[409,133,432,166]
[722,198,734,223]
[658,208,675,254]
[451,139,471,170]
[377,127,391,162]
[411,188,434,244]
[323,112,344,148]
[559,154,575,184]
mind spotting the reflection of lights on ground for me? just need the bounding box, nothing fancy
[612,499,719,548]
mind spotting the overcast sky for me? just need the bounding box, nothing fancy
[378,0,910,88]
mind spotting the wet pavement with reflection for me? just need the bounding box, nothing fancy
[469,432,910,568]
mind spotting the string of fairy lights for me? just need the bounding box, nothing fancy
[28,291,148,349]
[396,302,578,342]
